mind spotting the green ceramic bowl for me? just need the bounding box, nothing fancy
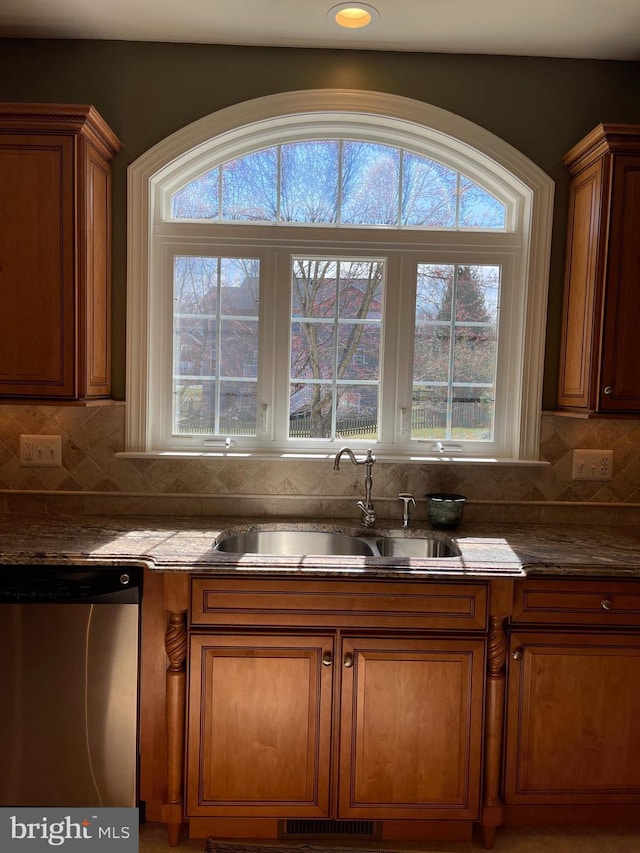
[424,493,467,529]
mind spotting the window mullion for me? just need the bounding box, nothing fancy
[260,250,281,443]
[398,149,404,228]
[380,254,408,446]
[331,260,340,439]
[446,265,459,440]
[276,145,282,222]
[215,259,222,435]
[337,139,344,226]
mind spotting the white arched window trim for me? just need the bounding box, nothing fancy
[125,89,554,461]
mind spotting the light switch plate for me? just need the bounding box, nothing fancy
[19,434,62,467]
[572,449,613,481]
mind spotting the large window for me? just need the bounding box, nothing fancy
[127,91,553,460]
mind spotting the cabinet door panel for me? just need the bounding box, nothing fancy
[557,158,604,409]
[505,632,640,804]
[187,634,333,818]
[83,145,112,396]
[338,636,484,820]
[0,135,75,395]
[600,157,640,412]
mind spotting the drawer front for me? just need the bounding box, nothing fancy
[191,577,488,631]
[512,578,640,626]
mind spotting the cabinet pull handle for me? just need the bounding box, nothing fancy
[601,599,613,611]
[343,653,354,668]
[603,386,614,396]
[322,652,333,667]
[512,648,524,661]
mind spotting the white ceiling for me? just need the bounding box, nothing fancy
[1,0,639,60]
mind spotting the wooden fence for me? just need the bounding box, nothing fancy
[178,399,492,437]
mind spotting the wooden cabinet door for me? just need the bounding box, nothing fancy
[338,636,485,820]
[186,633,333,818]
[504,631,640,804]
[0,134,76,397]
[599,155,640,412]
[556,157,606,411]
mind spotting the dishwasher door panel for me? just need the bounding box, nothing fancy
[0,602,138,808]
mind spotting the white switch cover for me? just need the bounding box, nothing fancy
[19,434,62,467]
[572,449,613,481]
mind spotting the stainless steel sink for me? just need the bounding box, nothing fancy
[375,536,460,558]
[214,529,377,556]
[213,527,460,559]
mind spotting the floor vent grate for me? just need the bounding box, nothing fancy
[283,819,377,838]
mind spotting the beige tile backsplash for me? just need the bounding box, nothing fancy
[0,404,639,524]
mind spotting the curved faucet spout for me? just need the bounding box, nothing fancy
[333,447,359,470]
[332,447,377,526]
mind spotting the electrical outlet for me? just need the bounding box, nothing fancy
[19,434,62,467]
[572,449,613,481]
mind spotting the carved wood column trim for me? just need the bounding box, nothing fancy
[163,609,187,846]
[162,573,189,847]
[481,613,508,849]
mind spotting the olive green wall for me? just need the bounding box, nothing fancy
[1,39,639,405]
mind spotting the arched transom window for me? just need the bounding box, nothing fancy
[126,91,553,460]
[170,140,507,229]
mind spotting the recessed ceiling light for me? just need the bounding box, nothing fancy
[328,3,380,30]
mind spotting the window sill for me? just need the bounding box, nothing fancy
[116,450,549,467]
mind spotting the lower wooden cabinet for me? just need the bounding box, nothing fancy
[186,633,333,818]
[504,630,640,805]
[186,630,485,824]
[150,571,640,848]
[338,635,484,820]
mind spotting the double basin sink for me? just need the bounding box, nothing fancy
[214,527,460,559]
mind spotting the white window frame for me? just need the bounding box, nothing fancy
[125,90,554,461]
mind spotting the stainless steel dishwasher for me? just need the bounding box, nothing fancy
[0,565,140,808]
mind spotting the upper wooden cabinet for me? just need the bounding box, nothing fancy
[557,124,640,415]
[0,103,121,400]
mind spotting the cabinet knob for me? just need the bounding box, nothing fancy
[603,386,614,396]
[322,652,333,667]
[601,599,613,611]
[343,653,354,668]
[512,648,524,661]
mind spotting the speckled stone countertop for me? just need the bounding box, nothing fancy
[1,514,640,579]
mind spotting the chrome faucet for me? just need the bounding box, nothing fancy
[333,447,377,527]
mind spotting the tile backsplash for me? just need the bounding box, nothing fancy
[0,404,639,525]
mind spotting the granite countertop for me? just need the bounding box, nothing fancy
[1,514,640,579]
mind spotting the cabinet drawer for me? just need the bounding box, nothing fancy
[512,578,640,626]
[191,577,487,631]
